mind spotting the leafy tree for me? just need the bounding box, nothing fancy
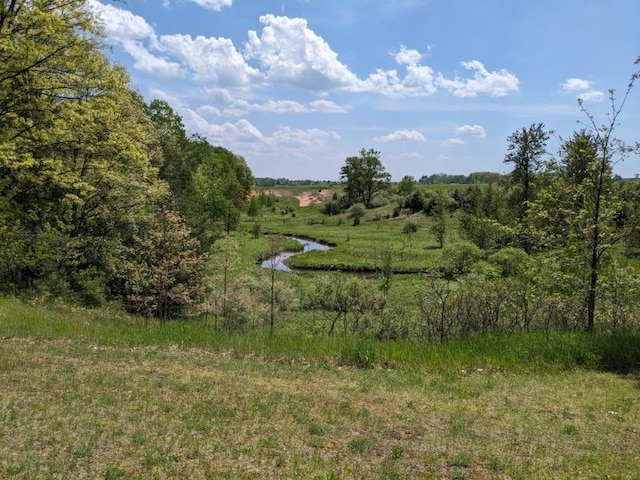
[397,175,416,196]
[570,86,637,331]
[340,148,391,208]
[531,63,638,330]
[147,100,255,248]
[503,123,549,252]
[430,193,447,248]
[117,203,206,322]
[0,1,167,296]
[504,123,549,210]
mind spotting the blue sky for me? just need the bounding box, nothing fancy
[88,0,639,180]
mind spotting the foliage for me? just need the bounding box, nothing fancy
[116,204,206,321]
[305,274,386,336]
[148,102,254,249]
[340,148,391,208]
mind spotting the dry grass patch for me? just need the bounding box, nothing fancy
[1,338,639,479]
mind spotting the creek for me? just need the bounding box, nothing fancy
[260,237,331,272]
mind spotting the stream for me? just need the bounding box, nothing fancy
[261,237,331,272]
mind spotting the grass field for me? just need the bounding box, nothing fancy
[2,299,640,479]
[3,187,640,479]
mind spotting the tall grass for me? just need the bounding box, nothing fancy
[2,298,638,374]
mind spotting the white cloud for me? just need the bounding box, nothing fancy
[441,137,464,147]
[159,34,262,86]
[437,60,519,97]
[562,77,592,91]
[198,89,348,116]
[578,90,605,102]
[86,2,183,80]
[87,0,155,42]
[269,126,341,148]
[309,99,348,113]
[394,45,423,66]
[185,0,233,11]
[245,15,360,91]
[561,78,603,102]
[455,124,486,138]
[120,40,185,78]
[375,130,426,143]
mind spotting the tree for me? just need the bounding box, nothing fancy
[397,175,416,196]
[504,123,549,209]
[503,123,549,252]
[340,148,391,208]
[118,203,206,322]
[575,83,637,331]
[531,60,639,331]
[430,193,447,248]
[0,1,167,296]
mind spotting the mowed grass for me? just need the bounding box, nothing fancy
[2,299,640,479]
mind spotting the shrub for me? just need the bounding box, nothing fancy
[402,220,418,234]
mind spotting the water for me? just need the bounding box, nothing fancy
[261,237,331,272]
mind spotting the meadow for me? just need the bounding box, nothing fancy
[2,187,640,479]
[1,298,640,479]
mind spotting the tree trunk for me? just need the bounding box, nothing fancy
[587,250,598,332]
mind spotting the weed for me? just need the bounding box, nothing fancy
[390,445,404,460]
[449,451,472,467]
[103,466,125,479]
[348,437,373,454]
[6,463,24,475]
[308,421,328,436]
[73,444,93,458]
[563,424,579,435]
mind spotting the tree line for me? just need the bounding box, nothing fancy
[0,1,252,318]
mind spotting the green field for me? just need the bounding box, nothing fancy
[2,298,640,479]
[3,187,640,479]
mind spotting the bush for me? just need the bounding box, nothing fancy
[489,247,529,277]
[402,220,418,234]
[436,241,483,279]
[341,339,376,368]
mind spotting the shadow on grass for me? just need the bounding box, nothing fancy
[596,334,640,374]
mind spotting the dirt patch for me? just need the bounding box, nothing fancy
[295,189,335,207]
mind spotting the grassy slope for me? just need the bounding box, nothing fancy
[2,299,640,479]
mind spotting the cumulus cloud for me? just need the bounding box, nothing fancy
[394,45,423,66]
[455,124,486,138]
[269,126,341,148]
[374,130,426,143]
[185,0,233,11]
[91,2,519,101]
[309,99,348,113]
[441,137,464,147]
[159,34,262,86]
[437,60,519,97]
[197,89,348,116]
[120,40,185,78]
[87,0,155,42]
[245,15,360,91]
[562,77,592,91]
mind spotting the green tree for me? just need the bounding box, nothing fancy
[531,63,639,331]
[0,1,167,296]
[397,175,416,196]
[430,192,447,248]
[504,123,549,252]
[118,203,206,322]
[573,86,637,331]
[340,148,391,208]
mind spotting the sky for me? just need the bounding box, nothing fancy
[87,0,640,181]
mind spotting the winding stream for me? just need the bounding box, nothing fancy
[261,237,331,272]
